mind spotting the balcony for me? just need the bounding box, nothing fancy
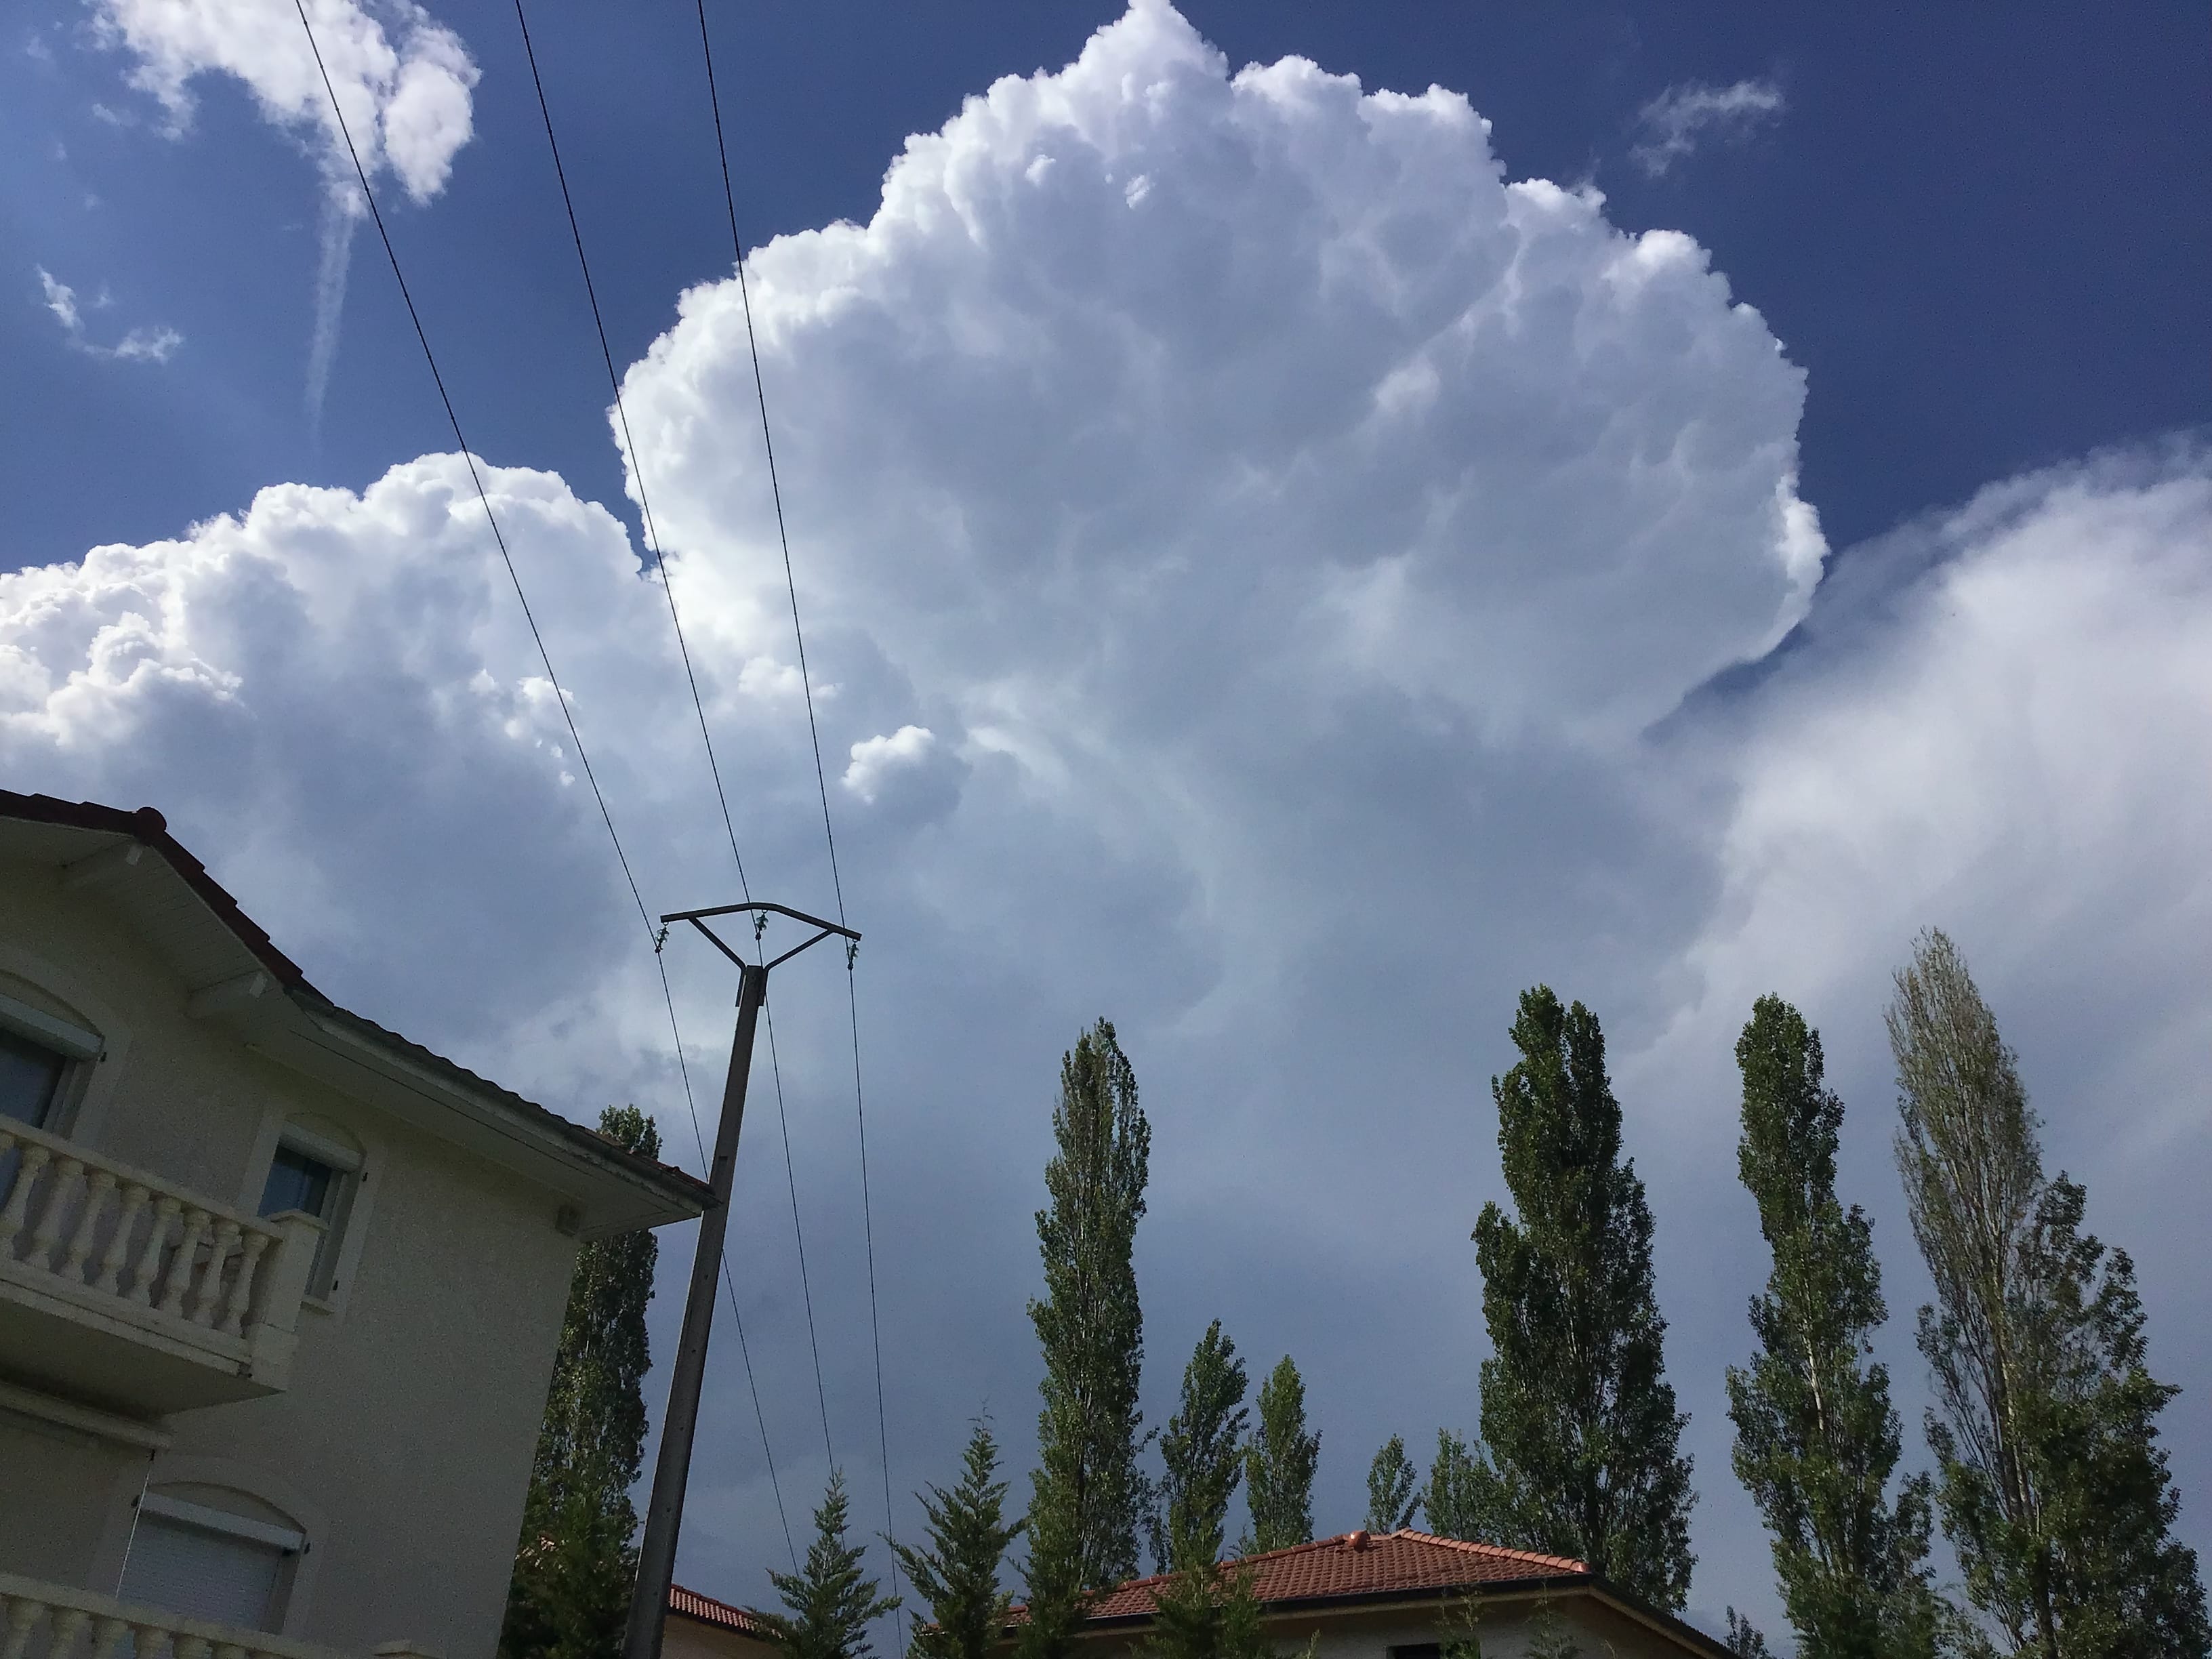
[0,1571,371,1659]
[0,1119,321,1418]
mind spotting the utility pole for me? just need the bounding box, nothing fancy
[623,901,860,1659]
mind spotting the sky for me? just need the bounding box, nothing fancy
[4,0,2209,1644]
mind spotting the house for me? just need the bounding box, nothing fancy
[0,792,712,1659]
[1031,1529,1731,1659]
[665,1584,777,1659]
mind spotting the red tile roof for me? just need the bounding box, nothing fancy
[1028,1530,1589,1624]
[670,1584,773,1639]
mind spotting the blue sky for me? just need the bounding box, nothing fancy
[5,2,2209,1645]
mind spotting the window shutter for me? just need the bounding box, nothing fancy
[119,1513,289,1631]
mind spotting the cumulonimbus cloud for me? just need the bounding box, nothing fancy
[7,1,2207,1623]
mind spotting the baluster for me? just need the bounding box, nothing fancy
[28,1154,83,1272]
[129,1624,172,1659]
[212,1643,247,1659]
[132,1196,180,1305]
[89,1616,134,1659]
[54,1610,93,1659]
[96,1182,152,1296]
[2,1598,43,1659]
[190,1219,241,1326]
[173,1637,211,1659]
[220,1229,272,1336]
[0,1139,48,1256]
[157,1207,210,1318]
[61,1168,117,1283]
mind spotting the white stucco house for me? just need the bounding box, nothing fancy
[0,792,711,1659]
[1019,1530,1732,1659]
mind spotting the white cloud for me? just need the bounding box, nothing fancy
[35,266,183,363]
[7,3,2207,1625]
[1632,77,1785,177]
[89,0,480,413]
[842,726,936,804]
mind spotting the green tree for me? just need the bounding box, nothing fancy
[761,1471,901,1659]
[501,1105,661,1659]
[1244,1357,1319,1553]
[1723,1610,1776,1658]
[894,1420,1023,1659]
[1471,987,1695,1607]
[1423,1431,1504,1544]
[1154,1322,1250,1570]
[1147,1560,1271,1659]
[1727,996,1943,1658]
[1023,1020,1153,1658]
[1891,930,2208,1658]
[1366,1436,1420,1534]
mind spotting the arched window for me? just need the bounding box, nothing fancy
[256,1115,365,1299]
[0,977,102,1132]
[119,1483,307,1631]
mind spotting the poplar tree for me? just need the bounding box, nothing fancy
[501,1106,661,1659]
[1155,1322,1250,1570]
[1024,1019,1152,1657]
[1891,930,2207,1658]
[1422,1431,1507,1545]
[895,1420,1023,1659]
[1727,996,1943,1658]
[1366,1437,1420,1534]
[760,1471,901,1659]
[1244,1357,1319,1553]
[1471,987,1695,1608]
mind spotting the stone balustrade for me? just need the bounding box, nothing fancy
[0,1118,321,1406]
[0,1572,354,1659]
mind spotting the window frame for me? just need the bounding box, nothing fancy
[257,1120,366,1305]
[0,988,102,1134]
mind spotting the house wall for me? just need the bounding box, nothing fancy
[0,858,586,1659]
[663,1612,779,1659]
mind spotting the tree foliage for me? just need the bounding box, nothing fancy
[1154,1321,1250,1571]
[1471,988,1696,1607]
[1725,996,1944,1658]
[1244,1357,1320,1553]
[501,1105,661,1659]
[1423,1431,1504,1545]
[760,1471,901,1659]
[895,1419,1023,1659]
[1023,1019,1153,1659]
[1366,1436,1420,1534]
[1891,931,2208,1658]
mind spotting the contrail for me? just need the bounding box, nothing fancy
[306,184,361,432]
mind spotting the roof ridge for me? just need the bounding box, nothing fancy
[1389,1528,1589,1574]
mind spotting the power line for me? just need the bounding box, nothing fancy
[510,0,840,1481]
[693,0,901,1632]
[287,0,804,1575]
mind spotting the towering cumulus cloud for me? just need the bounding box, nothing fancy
[7,3,2206,1620]
[91,0,479,413]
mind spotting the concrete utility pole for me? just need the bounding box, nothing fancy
[623,901,859,1659]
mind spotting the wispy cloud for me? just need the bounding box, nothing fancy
[88,0,479,422]
[1632,77,1785,177]
[37,267,183,363]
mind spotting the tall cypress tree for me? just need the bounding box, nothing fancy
[1023,1019,1152,1657]
[1366,1437,1420,1534]
[501,1106,661,1659]
[1727,996,1942,1658]
[1890,930,2207,1658]
[760,1471,901,1659]
[894,1420,1023,1659]
[1243,1357,1319,1553]
[1471,987,1695,1607]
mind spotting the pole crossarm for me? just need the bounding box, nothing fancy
[661,899,859,939]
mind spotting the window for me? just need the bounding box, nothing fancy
[0,1027,66,1129]
[119,1491,304,1632]
[256,1122,363,1299]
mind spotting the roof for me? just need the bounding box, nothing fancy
[0,791,712,1234]
[1068,1531,1589,1622]
[669,1584,773,1640]
[1017,1530,1730,1658]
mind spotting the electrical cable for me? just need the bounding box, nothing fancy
[288,0,805,1573]
[511,0,840,1480]
[693,0,902,1634]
